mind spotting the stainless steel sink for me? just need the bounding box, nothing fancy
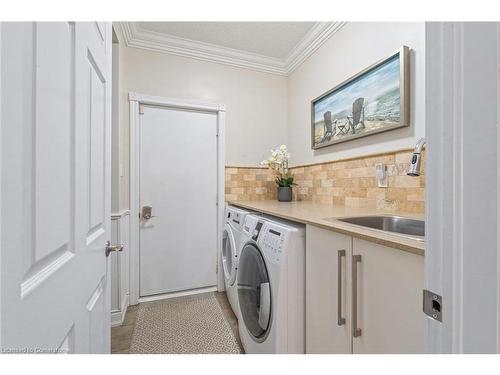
[328,216,425,239]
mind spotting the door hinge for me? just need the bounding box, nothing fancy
[423,289,442,322]
[139,104,145,115]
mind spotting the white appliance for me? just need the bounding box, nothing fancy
[222,205,253,320]
[237,214,306,354]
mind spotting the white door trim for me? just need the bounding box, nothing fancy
[0,22,3,350]
[497,21,500,356]
[128,92,226,305]
[425,22,499,353]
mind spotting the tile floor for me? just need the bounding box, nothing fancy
[111,292,242,354]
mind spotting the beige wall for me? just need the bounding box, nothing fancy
[113,27,288,210]
[287,22,426,166]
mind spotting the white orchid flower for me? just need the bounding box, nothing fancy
[261,145,293,187]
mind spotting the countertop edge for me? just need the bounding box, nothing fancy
[227,200,425,257]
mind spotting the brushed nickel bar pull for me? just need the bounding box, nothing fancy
[352,254,362,338]
[337,249,346,326]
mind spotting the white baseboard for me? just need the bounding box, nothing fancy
[138,286,217,303]
[110,311,123,327]
[110,294,129,327]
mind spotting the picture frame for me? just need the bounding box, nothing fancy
[311,45,410,149]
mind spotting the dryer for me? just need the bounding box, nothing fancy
[237,214,306,354]
[222,205,253,320]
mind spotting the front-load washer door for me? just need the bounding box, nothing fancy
[222,224,237,285]
[237,243,272,342]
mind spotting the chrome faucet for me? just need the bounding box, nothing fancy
[407,138,425,176]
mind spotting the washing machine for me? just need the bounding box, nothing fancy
[222,205,253,320]
[237,214,306,354]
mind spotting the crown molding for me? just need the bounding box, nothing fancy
[285,22,346,74]
[118,22,286,75]
[116,22,346,76]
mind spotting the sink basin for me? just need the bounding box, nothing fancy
[328,216,425,239]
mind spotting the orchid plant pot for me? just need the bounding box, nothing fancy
[277,186,293,202]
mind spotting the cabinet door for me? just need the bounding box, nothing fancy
[352,238,425,354]
[306,225,352,353]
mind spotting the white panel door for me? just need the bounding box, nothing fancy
[0,22,112,353]
[139,105,218,297]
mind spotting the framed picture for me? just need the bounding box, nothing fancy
[311,46,410,149]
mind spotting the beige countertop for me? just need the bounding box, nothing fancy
[227,200,425,256]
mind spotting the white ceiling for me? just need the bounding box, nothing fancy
[136,22,316,59]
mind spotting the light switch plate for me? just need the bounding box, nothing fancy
[375,163,388,188]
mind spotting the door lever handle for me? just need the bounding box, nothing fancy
[105,241,124,257]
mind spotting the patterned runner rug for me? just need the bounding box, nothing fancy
[130,292,242,354]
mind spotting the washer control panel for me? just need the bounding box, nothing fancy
[261,225,286,264]
[226,207,249,231]
[243,215,260,237]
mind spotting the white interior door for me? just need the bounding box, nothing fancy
[425,22,500,353]
[139,105,218,297]
[0,22,112,353]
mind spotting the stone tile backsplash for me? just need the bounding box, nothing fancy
[225,149,425,214]
[225,167,277,201]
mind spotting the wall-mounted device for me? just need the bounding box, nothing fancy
[408,138,426,176]
[375,163,388,188]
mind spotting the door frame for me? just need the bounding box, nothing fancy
[0,22,3,350]
[425,22,499,353]
[128,92,226,305]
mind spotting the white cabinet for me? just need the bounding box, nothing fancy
[306,225,424,354]
[352,238,425,354]
[306,226,352,353]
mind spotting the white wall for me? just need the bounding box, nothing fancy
[121,47,288,168]
[287,22,426,166]
[113,28,288,211]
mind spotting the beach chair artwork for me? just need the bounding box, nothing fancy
[311,46,410,149]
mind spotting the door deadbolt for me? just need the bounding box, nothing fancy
[141,205,156,220]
